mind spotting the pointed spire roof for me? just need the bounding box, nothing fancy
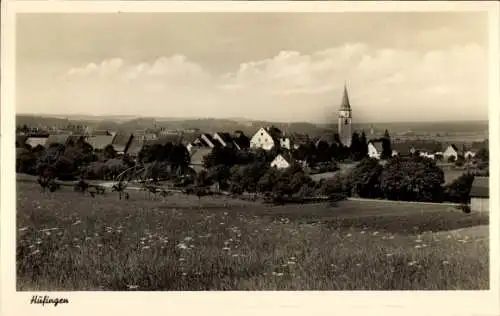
[340,82,351,111]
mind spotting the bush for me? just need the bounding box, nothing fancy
[380,156,445,202]
[348,158,383,198]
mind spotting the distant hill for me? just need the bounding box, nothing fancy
[16,114,487,140]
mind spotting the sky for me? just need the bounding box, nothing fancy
[16,12,489,123]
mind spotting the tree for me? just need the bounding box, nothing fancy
[349,158,383,198]
[207,164,231,191]
[203,146,237,169]
[350,132,362,161]
[103,144,117,160]
[444,172,475,203]
[359,131,368,158]
[381,130,392,159]
[16,148,36,174]
[475,148,489,162]
[379,156,445,202]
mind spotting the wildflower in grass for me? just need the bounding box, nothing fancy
[415,245,422,249]
[346,233,352,237]
[179,258,185,262]
[415,239,423,243]
[127,285,139,290]
[232,254,239,257]
[386,253,393,257]
[224,212,228,216]
[31,249,41,255]
[97,244,103,247]
[142,246,150,250]
[408,261,418,266]
[287,261,296,265]
[18,227,29,232]
[222,247,230,251]
[177,243,188,250]
[372,232,379,236]
[360,231,366,234]
[442,260,450,265]
[184,237,193,242]
[356,263,361,267]
[45,231,51,236]
[388,235,395,240]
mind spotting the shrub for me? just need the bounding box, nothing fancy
[379,156,445,202]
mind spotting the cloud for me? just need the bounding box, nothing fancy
[49,42,487,122]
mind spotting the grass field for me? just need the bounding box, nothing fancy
[16,181,489,291]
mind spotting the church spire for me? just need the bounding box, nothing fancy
[340,82,351,111]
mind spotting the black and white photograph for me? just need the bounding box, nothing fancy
[2,2,499,313]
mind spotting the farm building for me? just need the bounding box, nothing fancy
[125,137,145,157]
[443,144,459,161]
[464,151,476,160]
[368,141,383,159]
[270,154,293,169]
[212,132,234,148]
[232,131,251,151]
[250,126,282,151]
[111,132,133,154]
[189,147,212,173]
[470,176,489,213]
[25,136,49,148]
[86,135,115,150]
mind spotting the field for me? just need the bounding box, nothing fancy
[16,181,489,291]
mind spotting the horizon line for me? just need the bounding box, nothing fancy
[15,112,489,125]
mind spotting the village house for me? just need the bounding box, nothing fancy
[25,136,49,148]
[270,154,293,170]
[443,144,459,161]
[367,141,383,159]
[189,147,213,173]
[469,176,489,213]
[279,137,292,150]
[111,132,134,155]
[125,136,145,158]
[250,126,283,151]
[86,135,115,151]
[232,131,251,151]
[464,150,476,160]
[213,132,234,148]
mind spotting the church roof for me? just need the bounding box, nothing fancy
[340,84,351,111]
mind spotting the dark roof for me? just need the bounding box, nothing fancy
[126,137,145,156]
[289,133,310,145]
[144,135,182,146]
[111,132,133,152]
[470,176,489,198]
[87,135,115,150]
[264,126,283,140]
[215,132,233,143]
[316,132,337,146]
[46,134,72,146]
[340,84,351,111]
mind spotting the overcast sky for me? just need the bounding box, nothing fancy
[16,12,489,123]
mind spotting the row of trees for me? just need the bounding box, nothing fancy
[293,130,393,167]
[327,150,489,203]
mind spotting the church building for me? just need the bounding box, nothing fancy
[338,83,353,147]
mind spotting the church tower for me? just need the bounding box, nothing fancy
[338,83,352,147]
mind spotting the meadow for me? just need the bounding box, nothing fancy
[16,181,489,291]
